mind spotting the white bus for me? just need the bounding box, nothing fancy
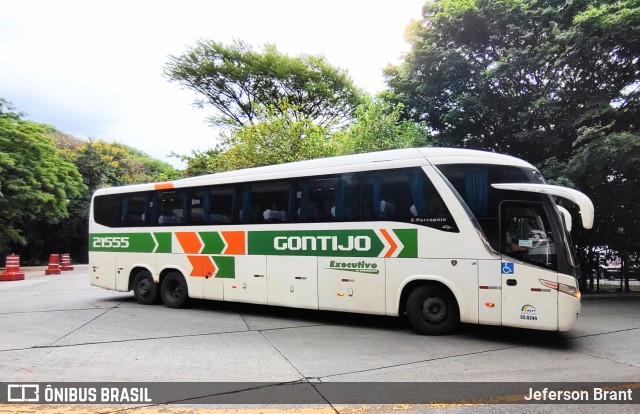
[89,148,594,334]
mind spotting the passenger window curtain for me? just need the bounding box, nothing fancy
[202,191,211,224]
[240,186,252,222]
[146,194,156,225]
[409,173,427,216]
[181,192,188,220]
[335,178,348,220]
[372,177,382,219]
[299,182,311,221]
[121,197,130,225]
[465,168,488,217]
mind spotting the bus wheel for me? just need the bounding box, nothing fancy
[161,271,189,308]
[406,285,459,335]
[132,270,158,305]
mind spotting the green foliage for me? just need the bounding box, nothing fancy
[567,126,640,255]
[184,107,336,175]
[123,145,182,183]
[179,99,438,176]
[173,148,223,177]
[53,139,180,261]
[0,99,86,250]
[68,140,180,192]
[0,100,179,260]
[385,0,640,164]
[563,0,640,130]
[164,39,364,128]
[574,0,640,33]
[335,98,435,155]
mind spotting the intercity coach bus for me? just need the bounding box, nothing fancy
[89,148,594,334]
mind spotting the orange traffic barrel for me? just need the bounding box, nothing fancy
[60,253,74,271]
[45,254,61,275]
[0,254,25,281]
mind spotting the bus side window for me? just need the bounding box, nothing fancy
[188,190,208,225]
[295,177,338,222]
[362,170,408,221]
[93,194,121,227]
[239,180,292,224]
[361,168,457,231]
[209,185,235,224]
[335,174,359,221]
[409,170,458,232]
[122,193,153,227]
[157,191,186,226]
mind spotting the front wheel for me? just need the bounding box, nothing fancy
[132,270,158,305]
[406,285,459,335]
[160,271,189,308]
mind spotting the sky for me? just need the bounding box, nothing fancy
[0,0,425,168]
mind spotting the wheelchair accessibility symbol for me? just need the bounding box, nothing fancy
[502,262,515,274]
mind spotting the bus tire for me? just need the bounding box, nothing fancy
[406,284,459,335]
[132,270,159,305]
[161,271,189,308]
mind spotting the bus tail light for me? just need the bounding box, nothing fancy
[539,279,581,300]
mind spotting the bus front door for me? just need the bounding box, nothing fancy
[500,202,559,330]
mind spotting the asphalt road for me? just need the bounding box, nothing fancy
[1,265,639,413]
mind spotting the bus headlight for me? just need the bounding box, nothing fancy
[539,279,581,300]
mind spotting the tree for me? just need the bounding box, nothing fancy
[164,39,364,128]
[0,100,180,261]
[335,98,435,155]
[53,139,180,262]
[384,0,640,165]
[178,99,438,176]
[566,126,640,290]
[173,148,222,177]
[0,99,85,252]
[182,107,337,175]
[69,140,180,192]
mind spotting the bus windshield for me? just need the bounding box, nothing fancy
[501,202,557,271]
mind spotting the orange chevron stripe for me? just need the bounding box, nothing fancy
[221,231,246,255]
[187,255,202,277]
[202,256,217,277]
[187,255,218,277]
[380,229,398,258]
[176,232,202,254]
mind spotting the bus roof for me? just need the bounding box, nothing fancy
[177,148,533,183]
[94,147,535,195]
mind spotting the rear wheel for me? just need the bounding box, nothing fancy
[406,285,459,335]
[132,270,158,305]
[160,271,189,308]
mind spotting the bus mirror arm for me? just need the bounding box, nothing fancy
[491,183,594,230]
